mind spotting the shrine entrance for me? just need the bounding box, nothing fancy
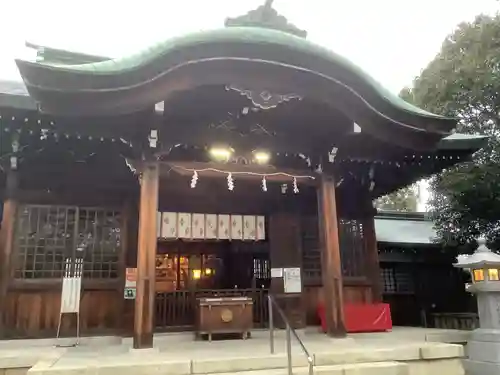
[150,173,291,331]
[154,240,271,331]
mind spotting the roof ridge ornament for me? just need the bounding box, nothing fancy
[225,84,302,110]
[225,0,307,38]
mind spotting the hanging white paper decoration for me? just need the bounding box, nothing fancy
[227,173,234,191]
[190,170,198,188]
[168,164,315,193]
[369,164,375,179]
[40,129,48,140]
[293,177,299,194]
[328,147,338,163]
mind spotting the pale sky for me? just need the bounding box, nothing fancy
[0,0,498,91]
[0,0,498,210]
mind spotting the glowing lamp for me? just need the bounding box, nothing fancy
[253,151,270,165]
[209,147,233,162]
[469,267,500,282]
[455,238,500,285]
[192,269,201,280]
[488,268,499,281]
[473,269,485,282]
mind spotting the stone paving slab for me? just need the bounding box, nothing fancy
[203,362,408,375]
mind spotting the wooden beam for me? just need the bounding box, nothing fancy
[0,171,19,337]
[133,163,159,349]
[363,215,382,303]
[317,175,346,337]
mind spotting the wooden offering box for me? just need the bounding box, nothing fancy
[196,297,253,341]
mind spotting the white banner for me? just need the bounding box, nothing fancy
[60,258,83,313]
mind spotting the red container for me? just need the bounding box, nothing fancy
[317,303,392,333]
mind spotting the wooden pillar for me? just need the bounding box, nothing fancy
[317,175,346,337]
[119,201,132,335]
[269,213,305,328]
[133,163,159,349]
[0,170,19,337]
[364,215,382,303]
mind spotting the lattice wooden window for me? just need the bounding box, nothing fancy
[381,267,396,293]
[301,216,321,284]
[253,257,270,280]
[301,217,367,283]
[394,268,414,292]
[14,204,121,279]
[338,219,366,277]
[380,266,414,293]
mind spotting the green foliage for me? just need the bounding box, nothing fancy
[375,184,419,212]
[402,14,500,248]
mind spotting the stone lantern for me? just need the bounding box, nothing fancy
[454,238,500,375]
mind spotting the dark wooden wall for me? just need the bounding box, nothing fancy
[3,289,122,338]
[301,209,380,325]
[0,187,133,338]
[379,245,474,326]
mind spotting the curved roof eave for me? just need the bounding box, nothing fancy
[15,27,457,147]
[438,133,489,151]
[25,42,111,65]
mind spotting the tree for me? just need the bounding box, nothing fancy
[401,14,500,248]
[375,184,419,212]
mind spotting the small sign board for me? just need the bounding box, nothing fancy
[283,267,302,294]
[124,287,136,299]
[124,268,137,300]
[271,268,283,278]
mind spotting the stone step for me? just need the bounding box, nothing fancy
[24,342,465,375]
[190,344,463,373]
[206,362,408,375]
[28,361,408,375]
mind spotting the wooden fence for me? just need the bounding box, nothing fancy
[430,312,479,330]
[155,288,269,330]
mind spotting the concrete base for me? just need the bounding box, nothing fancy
[0,336,122,350]
[0,369,30,375]
[128,347,160,355]
[467,340,500,362]
[463,359,500,375]
[465,328,500,375]
[407,359,464,375]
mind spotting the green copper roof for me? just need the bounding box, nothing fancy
[375,212,437,244]
[225,0,307,38]
[27,27,446,121]
[25,42,109,65]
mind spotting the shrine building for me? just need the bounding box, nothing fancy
[0,1,486,347]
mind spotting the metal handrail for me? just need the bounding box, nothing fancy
[268,295,314,375]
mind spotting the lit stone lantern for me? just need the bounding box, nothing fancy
[454,238,500,375]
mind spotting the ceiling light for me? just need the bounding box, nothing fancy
[254,151,270,164]
[209,147,233,162]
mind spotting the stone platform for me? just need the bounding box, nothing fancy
[0,327,470,375]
